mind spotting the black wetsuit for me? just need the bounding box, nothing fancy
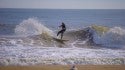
[57,23,66,39]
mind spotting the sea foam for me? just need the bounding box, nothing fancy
[15,18,54,36]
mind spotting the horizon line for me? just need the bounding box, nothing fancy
[0,7,125,10]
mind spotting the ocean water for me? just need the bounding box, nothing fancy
[0,8,125,65]
[0,8,125,35]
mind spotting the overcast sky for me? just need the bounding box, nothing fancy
[0,0,125,9]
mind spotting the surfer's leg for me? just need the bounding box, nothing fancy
[61,32,63,39]
[57,30,62,36]
[57,29,65,39]
[60,30,65,39]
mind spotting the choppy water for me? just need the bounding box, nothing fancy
[0,8,125,65]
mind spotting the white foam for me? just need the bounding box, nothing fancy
[109,27,125,36]
[15,18,54,36]
[0,46,125,66]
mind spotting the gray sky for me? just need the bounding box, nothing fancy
[0,0,125,9]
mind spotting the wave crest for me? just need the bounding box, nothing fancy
[15,18,54,36]
[109,27,125,36]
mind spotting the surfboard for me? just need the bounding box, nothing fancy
[53,37,69,43]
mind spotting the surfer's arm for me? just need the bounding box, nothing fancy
[59,25,62,27]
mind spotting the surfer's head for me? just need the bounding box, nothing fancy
[62,22,64,25]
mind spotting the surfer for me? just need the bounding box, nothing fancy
[57,22,66,39]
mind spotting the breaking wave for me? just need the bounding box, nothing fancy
[95,26,125,48]
[13,18,96,47]
[109,27,125,36]
[0,18,124,49]
[0,18,125,66]
[15,18,54,37]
